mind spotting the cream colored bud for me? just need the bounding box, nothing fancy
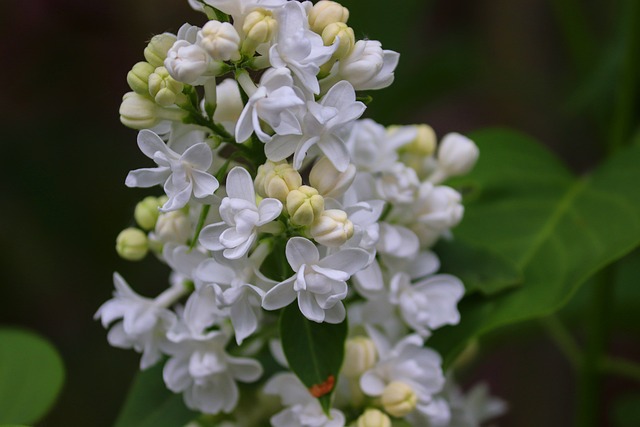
[119,92,160,129]
[127,62,155,94]
[286,186,324,226]
[155,210,191,244]
[356,409,391,427]
[148,66,184,107]
[263,163,303,202]
[342,336,377,378]
[381,382,417,418]
[255,160,283,198]
[242,9,277,55]
[116,228,149,261]
[145,33,178,68]
[404,124,437,157]
[309,157,356,198]
[310,209,353,247]
[309,1,349,34]
[198,20,241,62]
[322,22,355,60]
[134,196,163,230]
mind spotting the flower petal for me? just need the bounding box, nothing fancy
[285,237,319,272]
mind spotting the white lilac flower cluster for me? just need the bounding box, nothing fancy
[98,1,506,426]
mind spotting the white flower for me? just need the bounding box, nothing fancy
[195,250,274,344]
[390,272,465,338]
[262,237,369,323]
[265,80,365,172]
[199,166,282,259]
[125,130,219,212]
[235,68,305,143]
[165,40,211,84]
[430,133,479,184]
[334,39,399,91]
[375,162,420,204]
[376,222,420,260]
[360,330,445,416]
[269,1,337,94]
[265,372,346,427]
[94,273,180,369]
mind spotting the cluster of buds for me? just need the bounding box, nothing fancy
[99,1,505,426]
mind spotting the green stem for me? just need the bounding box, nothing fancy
[601,356,640,383]
[189,205,211,250]
[576,265,615,427]
[542,315,582,371]
[608,0,640,154]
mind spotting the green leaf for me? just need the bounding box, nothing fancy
[113,362,197,427]
[0,328,64,425]
[429,129,640,365]
[279,304,347,415]
[434,239,522,295]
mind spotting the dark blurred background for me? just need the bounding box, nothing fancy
[1,0,637,425]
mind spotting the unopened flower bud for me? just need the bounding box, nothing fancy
[310,209,353,247]
[119,92,160,129]
[381,381,417,418]
[356,409,391,427]
[263,163,302,202]
[309,1,349,34]
[436,133,479,178]
[127,62,155,94]
[144,33,178,68]
[116,228,148,261]
[342,336,377,378]
[155,210,191,244]
[119,92,187,130]
[286,186,324,226]
[309,157,355,198]
[148,66,184,107]
[164,40,210,84]
[242,9,277,55]
[404,124,436,157]
[134,196,163,230]
[198,20,241,62]
[255,161,280,198]
[322,22,354,60]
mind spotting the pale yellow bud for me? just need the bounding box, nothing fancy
[310,209,353,247]
[356,409,391,427]
[286,186,324,226]
[148,67,184,107]
[381,382,417,418]
[199,20,241,62]
[116,228,149,261]
[309,1,349,34]
[119,92,160,129]
[127,62,155,95]
[342,336,377,378]
[322,22,355,60]
[402,124,436,157]
[242,9,277,55]
[144,33,178,68]
[134,196,163,230]
[309,157,356,198]
[255,160,283,198]
[263,163,303,202]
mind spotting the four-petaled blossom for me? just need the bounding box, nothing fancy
[270,1,337,94]
[262,236,369,323]
[265,80,366,172]
[199,166,282,259]
[235,68,305,143]
[125,130,219,212]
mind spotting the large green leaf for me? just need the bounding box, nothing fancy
[434,239,522,295]
[0,328,64,425]
[429,129,640,365]
[113,362,197,427]
[279,304,347,414]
